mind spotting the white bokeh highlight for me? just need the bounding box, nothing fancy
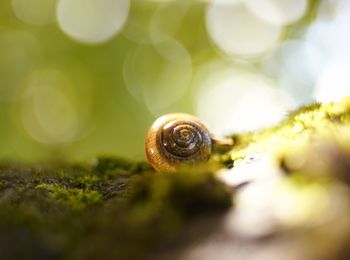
[314,63,350,103]
[262,40,327,105]
[259,0,350,105]
[303,1,350,102]
[206,2,282,58]
[195,66,295,136]
[57,0,129,44]
[246,0,308,26]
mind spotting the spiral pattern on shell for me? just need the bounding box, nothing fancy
[145,113,212,171]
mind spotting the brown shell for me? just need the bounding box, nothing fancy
[145,113,212,172]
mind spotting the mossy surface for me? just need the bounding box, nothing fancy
[223,97,350,163]
[1,97,350,259]
[0,158,231,259]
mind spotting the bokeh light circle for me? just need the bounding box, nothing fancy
[18,66,94,144]
[245,0,308,26]
[194,64,295,135]
[150,1,189,44]
[122,1,158,44]
[262,40,327,105]
[0,31,42,101]
[122,1,189,44]
[123,39,192,115]
[206,2,282,58]
[20,69,79,143]
[314,62,350,103]
[57,0,129,44]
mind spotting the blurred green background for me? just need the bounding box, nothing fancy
[0,0,349,162]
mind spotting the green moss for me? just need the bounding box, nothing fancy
[127,168,232,219]
[0,98,350,258]
[80,168,232,259]
[225,97,350,163]
[0,157,232,258]
[36,183,102,211]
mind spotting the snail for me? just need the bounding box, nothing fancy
[145,113,234,172]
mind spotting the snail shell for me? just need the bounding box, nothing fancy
[145,113,212,172]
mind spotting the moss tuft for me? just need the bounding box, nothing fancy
[226,97,350,163]
[93,156,153,178]
[0,159,231,258]
[36,183,102,211]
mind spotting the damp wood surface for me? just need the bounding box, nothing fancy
[1,97,350,259]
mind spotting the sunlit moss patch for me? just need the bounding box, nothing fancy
[224,97,350,163]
